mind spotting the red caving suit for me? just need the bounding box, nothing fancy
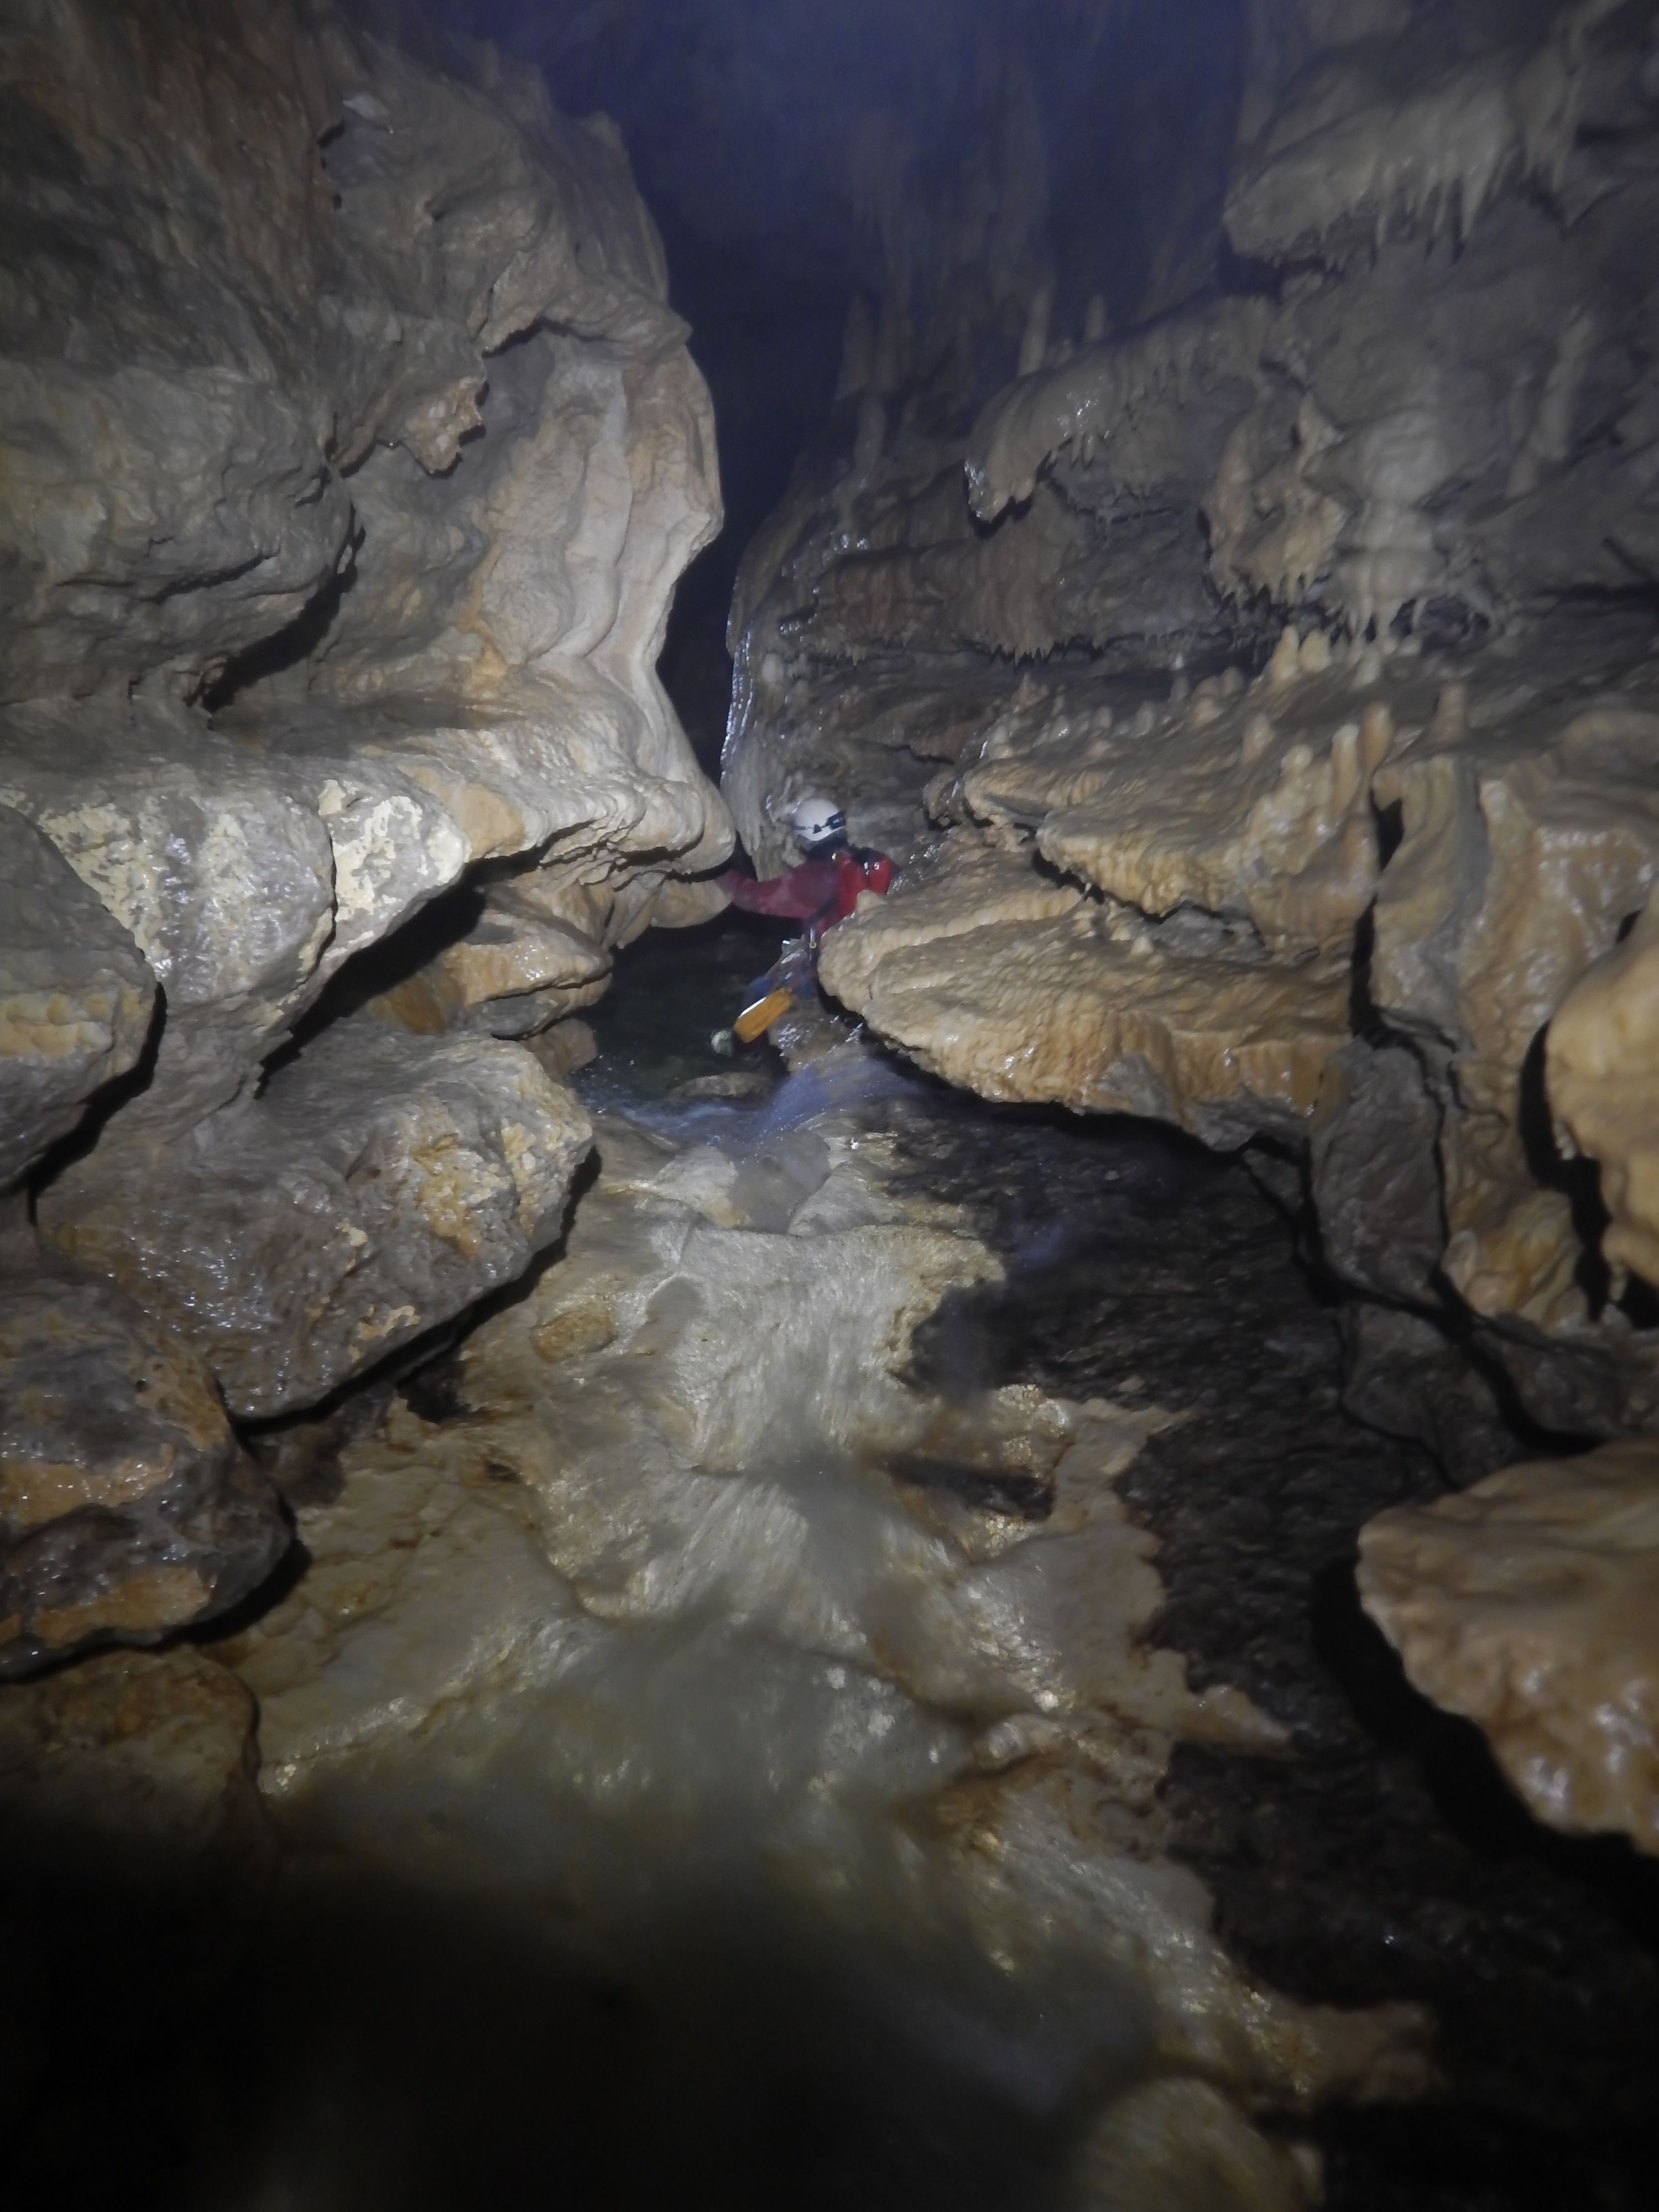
[718,848,893,946]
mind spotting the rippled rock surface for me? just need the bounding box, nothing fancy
[0,0,728,1645]
[721,0,1659,1842]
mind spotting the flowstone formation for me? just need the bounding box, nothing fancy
[203,1055,1431,2208]
[1359,1436,1659,1853]
[724,0,1659,1846]
[0,0,728,1663]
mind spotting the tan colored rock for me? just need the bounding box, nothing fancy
[1548,897,1659,1296]
[1363,678,1659,1429]
[718,0,1659,1458]
[425,881,613,1037]
[823,860,1352,1145]
[227,1089,1427,2122]
[758,623,1659,1442]
[0,1642,267,1875]
[1066,2077,1318,2211]
[525,1017,599,1083]
[40,1027,593,1419]
[1,0,729,1441]
[1358,1439,1659,1854]
[645,875,733,929]
[1029,682,1394,960]
[0,1268,286,1676]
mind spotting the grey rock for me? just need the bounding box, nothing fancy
[1310,1041,1444,1304]
[0,806,155,1190]
[731,1131,833,1231]
[1340,1305,1517,1485]
[0,1269,288,1677]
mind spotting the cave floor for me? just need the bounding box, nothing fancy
[885,1080,1659,2211]
[9,920,1658,2212]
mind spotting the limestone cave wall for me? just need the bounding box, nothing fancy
[724,0,1659,1849]
[0,0,730,1672]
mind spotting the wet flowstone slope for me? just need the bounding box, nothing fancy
[7,924,1655,2210]
[890,1097,1659,2210]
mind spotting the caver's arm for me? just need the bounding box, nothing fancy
[716,861,839,920]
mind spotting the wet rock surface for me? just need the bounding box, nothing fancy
[0,807,156,1194]
[39,1025,594,1418]
[0,925,1654,2208]
[716,0,1659,1867]
[886,1092,1659,2208]
[3,2,1658,2202]
[1359,1440,1659,1855]
[0,1267,287,1674]
[0,0,728,1505]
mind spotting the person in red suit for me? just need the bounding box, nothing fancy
[717,794,893,948]
[716,795,894,1045]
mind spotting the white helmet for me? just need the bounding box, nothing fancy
[789,792,847,854]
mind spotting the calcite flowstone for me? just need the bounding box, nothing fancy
[1066,2076,1319,2211]
[821,847,1352,1145]
[782,624,1659,1443]
[0,1268,286,1675]
[222,1071,1428,2156]
[1358,1439,1659,1854]
[40,1027,594,1420]
[722,0,1659,1458]
[1548,895,1659,1300]
[0,806,155,1192]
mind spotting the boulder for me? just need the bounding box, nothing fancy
[40,1027,594,1420]
[0,1269,286,1676]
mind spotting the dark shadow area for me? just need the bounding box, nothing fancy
[25,988,166,1208]
[200,539,358,716]
[577,905,791,1100]
[1167,1567,1659,2211]
[884,1453,1054,1522]
[863,1072,1659,2212]
[268,878,488,1074]
[1373,795,1406,869]
[1314,1564,1659,1940]
[0,1847,1084,2212]
[1515,1022,1615,1314]
[658,536,738,772]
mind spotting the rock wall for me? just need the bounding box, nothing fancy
[0,0,729,1667]
[723,0,1659,1846]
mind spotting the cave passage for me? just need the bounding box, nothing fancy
[4,3,1659,2210]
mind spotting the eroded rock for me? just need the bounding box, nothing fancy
[220,1069,1428,2180]
[722,0,1659,1457]
[39,1027,593,1420]
[1,0,729,1442]
[1359,1438,1659,1854]
[1549,895,1659,1301]
[0,1268,286,1675]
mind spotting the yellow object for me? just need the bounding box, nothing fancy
[733,988,795,1044]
